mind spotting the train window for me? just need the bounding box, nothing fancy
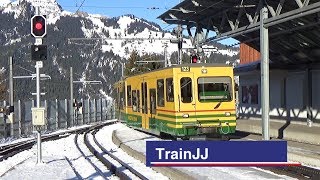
[144,83,148,114]
[132,90,137,112]
[127,85,132,106]
[142,82,148,114]
[197,77,233,102]
[115,87,119,110]
[120,83,125,110]
[137,90,140,112]
[166,78,174,102]
[150,89,156,114]
[180,77,193,103]
[157,79,165,107]
[141,83,145,113]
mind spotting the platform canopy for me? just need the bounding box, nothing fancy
[158,0,320,65]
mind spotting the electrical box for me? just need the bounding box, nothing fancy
[32,107,46,126]
[7,113,13,124]
[0,113,4,125]
[78,106,83,115]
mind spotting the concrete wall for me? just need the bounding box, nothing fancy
[312,70,320,120]
[238,69,320,124]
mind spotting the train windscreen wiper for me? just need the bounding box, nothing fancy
[214,100,222,109]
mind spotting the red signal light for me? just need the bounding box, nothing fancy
[191,55,198,63]
[192,56,197,63]
[31,15,47,37]
[35,22,43,30]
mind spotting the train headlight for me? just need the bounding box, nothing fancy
[182,113,189,118]
[225,112,231,116]
[201,69,207,74]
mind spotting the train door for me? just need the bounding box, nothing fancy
[178,73,197,119]
[141,82,148,129]
[149,88,156,129]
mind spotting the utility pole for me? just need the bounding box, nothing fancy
[70,67,73,127]
[178,0,183,64]
[9,56,14,136]
[177,25,183,64]
[31,6,47,164]
[121,62,125,79]
[260,3,270,140]
[70,69,102,124]
[35,6,42,164]
[164,43,168,67]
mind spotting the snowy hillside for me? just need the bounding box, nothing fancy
[0,0,239,101]
[0,0,238,59]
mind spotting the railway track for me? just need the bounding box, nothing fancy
[263,165,320,180]
[0,121,115,162]
[79,123,149,180]
[230,131,320,179]
[0,133,70,162]
[2,121,319,179]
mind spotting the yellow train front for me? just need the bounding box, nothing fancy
[114,63,236,139]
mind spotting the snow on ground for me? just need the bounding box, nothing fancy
[95,123,168,180]
[0,121,165,179]
[0,129,118,179]
[0,122,102,146]
[0,122,305,180]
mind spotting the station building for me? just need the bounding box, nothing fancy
[235,44,320,125]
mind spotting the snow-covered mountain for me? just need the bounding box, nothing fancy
[0,0,239,101]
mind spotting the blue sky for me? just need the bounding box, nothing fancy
[57,0,177,30]
[57,0,238,46]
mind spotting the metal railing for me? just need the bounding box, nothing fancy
[0,98,115,138]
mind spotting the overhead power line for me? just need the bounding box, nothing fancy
[66,5,162,10]
[76,0,86,12]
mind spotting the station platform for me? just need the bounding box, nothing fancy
[235,118,320,168]
[236,118,320,145]
[112,123,320,179]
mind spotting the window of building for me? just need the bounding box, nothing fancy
[127,85,131,106]
[157,79,165,107]
[166,78,174,102]
[180,77,192,103]
[241,84,258,104]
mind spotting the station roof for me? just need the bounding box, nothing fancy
[158,0,320,65]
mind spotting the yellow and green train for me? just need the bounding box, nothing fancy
[113,63,236,139]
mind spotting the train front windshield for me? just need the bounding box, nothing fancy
[198,77,233,102]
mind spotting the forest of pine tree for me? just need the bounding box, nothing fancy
[124,51,164,76]
[0,72,7,101]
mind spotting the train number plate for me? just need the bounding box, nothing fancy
[181,66,190,72]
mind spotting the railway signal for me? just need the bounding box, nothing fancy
[31,45,47,61]
[0,106,14,123]
[31,15,47,38]
[191,54,199,63]
[0,106,14,115]
[72,99,83,116]
[30,10,47,164]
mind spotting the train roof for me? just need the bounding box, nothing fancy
[122,63,233,80]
